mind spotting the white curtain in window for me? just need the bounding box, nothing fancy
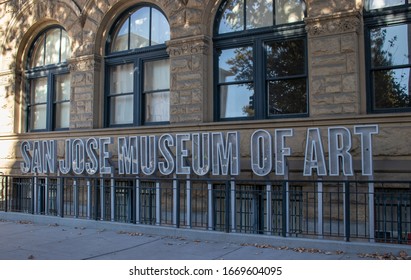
[55,74,70,101]
[32,105,47,130]
[55,102,70,129]
[144,59,169,90]
[145,91,169,122]
[110,64,134,94]
[32,78,47,103]
[109,63,134,124]
[144,59,170,122]
[55,74,70,129]
[111,94,134,124]
[31,78,47,129]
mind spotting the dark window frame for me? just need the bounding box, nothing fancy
[213,1,308,122]
[25,26,70,132]
[364,2,411,113]
[104,5,170,128]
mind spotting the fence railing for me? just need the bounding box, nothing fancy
[1,174,410,244]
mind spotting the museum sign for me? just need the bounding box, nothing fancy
[19,125,379,177]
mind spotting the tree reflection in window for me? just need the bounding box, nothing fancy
[215,0,307,120]
[370,25,411,110]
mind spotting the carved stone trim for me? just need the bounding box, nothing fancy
[0,70,15,85]
[166,35,210,56]
[67,55,102,72]
[305,11,362,37]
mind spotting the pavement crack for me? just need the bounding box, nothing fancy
[82,237,162,260]
[212,246,243,260]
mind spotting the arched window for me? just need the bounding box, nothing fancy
[26,26,71,131]
[364,0,411,113]
[214,0,307,121]
[105,5,170,127]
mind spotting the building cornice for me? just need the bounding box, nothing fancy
[305,10,362,37]
[166,35,210,56]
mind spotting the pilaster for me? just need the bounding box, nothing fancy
[68,55,102,129]
[305,10,362,116]
[167,35,210,123]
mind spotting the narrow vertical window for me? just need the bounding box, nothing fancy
[365,0,411,112]
[214,0,307,121]
[26,27,71,131]
[106,5,170,127]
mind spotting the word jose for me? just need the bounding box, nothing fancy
[19,125,378,177]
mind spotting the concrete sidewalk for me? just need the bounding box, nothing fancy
[0,213,410,260]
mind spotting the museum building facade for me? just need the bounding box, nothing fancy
[0,0,411,244]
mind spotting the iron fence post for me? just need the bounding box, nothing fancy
[32,176,36,214]
[87,179,92,219]
[368,178,375,242]
[317,178,323,238]
[155,181,161,226]
[207,182,214,231]
[174,178,180,228]
[94,179,99,220]
[74,179,79,218]
[266,184,272,235]
[100,177,105,220]
[44,177,49,216]
[397,198,402,244]
[5,175,8,212]
[230,179,236,233]
[60,177,65,218]
[135,178,140,224]
[110,175,115,222]
[282,181,287,237]
[225,181,230,233]
[344,181,351,242]
[186,175,192,228]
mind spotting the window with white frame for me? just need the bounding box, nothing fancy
[105,5,170,127]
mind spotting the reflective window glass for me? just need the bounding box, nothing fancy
[366,0,406,10]
[215,0,307,120]
[365,0,411,112]
[110,6,169,53]
[371,24,411,67]
[219,47,253,83]
[220,84,255,118]
[27,27,71,131]
[106,6,170,127]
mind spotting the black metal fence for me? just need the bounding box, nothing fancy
[1,174,410,244]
